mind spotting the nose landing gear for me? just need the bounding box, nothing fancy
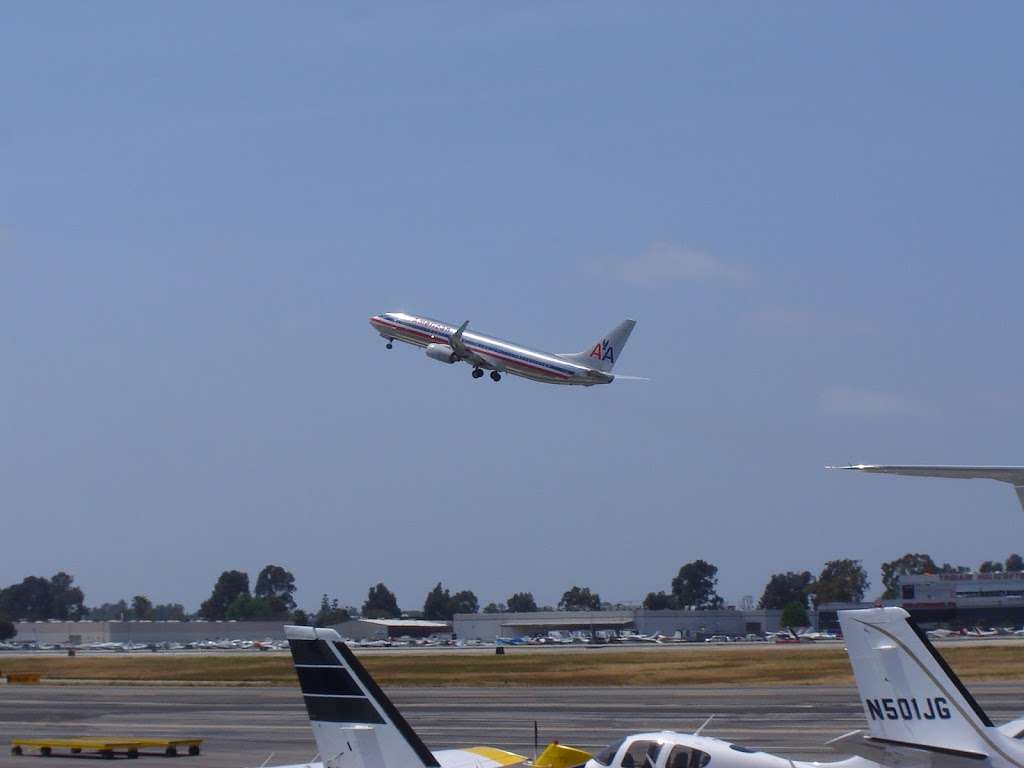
[385,340,393,349]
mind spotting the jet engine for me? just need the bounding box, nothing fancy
[425,343,458,364]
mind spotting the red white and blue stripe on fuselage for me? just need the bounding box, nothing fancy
[370,313,595,384]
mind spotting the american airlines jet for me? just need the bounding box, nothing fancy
[369,312,638,385]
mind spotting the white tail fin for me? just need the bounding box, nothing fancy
[837,607,1005,760]
[558,319,636,373]
[285,625,439,768]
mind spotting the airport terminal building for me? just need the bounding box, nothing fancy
[453,608,784,641]
[817,570,1024,631]
[899,570,1024,626]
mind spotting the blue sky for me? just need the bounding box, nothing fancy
[2,3,1023,612]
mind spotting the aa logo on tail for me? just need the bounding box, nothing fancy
[590,339,615,363]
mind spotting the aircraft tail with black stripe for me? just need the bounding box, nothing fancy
[835,607,1024,768]
[286,625,439,768]
[285,626,530,768]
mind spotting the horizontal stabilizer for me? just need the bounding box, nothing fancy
[534,743,593,768]
[828,730,988,768]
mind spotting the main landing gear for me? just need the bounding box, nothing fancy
[472,368,501,381]
[490,371,501,382]
[472,368,484,379]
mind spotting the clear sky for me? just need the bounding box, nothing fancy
[2,3,1023,613]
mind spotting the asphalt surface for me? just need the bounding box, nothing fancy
[0,683,1021,767]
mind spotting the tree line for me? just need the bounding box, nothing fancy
[2,552,1020,641]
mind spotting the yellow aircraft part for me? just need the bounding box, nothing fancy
[465,746,530,766]
[534,742,593,768]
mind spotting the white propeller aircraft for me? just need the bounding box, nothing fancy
[369,312,639,385]
[265,625,591,768]
[581,607,1024,768]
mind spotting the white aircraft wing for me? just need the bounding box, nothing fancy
[828,730,988,768]
[828,464,1024,511]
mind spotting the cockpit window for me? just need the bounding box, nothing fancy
[593,739,625,766]
[621,741,658,768]
[666,747,711,768]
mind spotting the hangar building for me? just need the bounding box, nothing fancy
[454,608,783,641]
[329,618,452,641]
[12,620,286,645]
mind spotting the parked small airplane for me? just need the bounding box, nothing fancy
[369,312,639,385]
[267,625,592,768]
[828,464,1024,512]
[582,607,1024,768]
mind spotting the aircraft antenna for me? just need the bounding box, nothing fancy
[533,721,539,761]
[694,715,715,736]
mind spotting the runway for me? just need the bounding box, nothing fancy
[0,683,1021,767]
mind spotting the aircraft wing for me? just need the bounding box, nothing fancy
[828,730,988,768]
[828,465,1024,512]
[434,747,527,768]
[446,321,505,371]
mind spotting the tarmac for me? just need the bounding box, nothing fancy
[0,683,1021,767]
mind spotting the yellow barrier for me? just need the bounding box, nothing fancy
[5,673,40,684]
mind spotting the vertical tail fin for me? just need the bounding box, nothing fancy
[558,319,636,373]
[837,608,998,757]
[285,626,439,768]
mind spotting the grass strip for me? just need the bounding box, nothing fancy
[2,645,1022,687]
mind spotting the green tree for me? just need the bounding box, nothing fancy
[642,591,675,610]
[1007,554,1024,572]
[558,586,602,611]
[291,609,311,626]
[150,603,186,621]
[423,584,478,620]
[811,559,869,606]
[254,565,297,612]
[482,602,505,613]
[199,570,250,620]
[225,594,282,620]
[0,576,55,620]
[449,590,478,615]
[363,583,400,619]
[780,601,810,630]
[671,560,723,609]
[980,560,1004,573]
[506,592,538,613]
[423,583,450,620]
[49,573,86,620]
[758,571,813,609]
[880,554,937,599]
[0,615,15,641]
[131,595,153,620]
[316,595,351,625]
